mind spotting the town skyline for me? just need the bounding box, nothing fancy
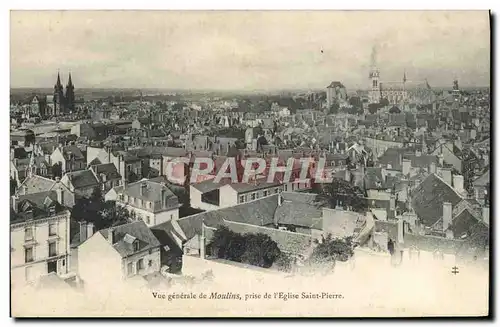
[11,11,490,90]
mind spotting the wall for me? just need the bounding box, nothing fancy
[78,233,123,289]
[190,186,220,211]
[122,247,161,278]
[219,185,239,208]
[10,212,71,287]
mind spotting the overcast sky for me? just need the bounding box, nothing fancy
[10,11,490,90]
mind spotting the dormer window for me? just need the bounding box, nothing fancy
[133,240,140,252]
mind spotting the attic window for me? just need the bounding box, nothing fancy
[133,240,140,252]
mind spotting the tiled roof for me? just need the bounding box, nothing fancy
[11,191,67,224]
[99,221,161,258]
[92,163,121,181]
[404,154,438,169]
[411,173,463,226]
[122,180,178,206]
[472,169,489,187]
[176,194,281,240]
[65,170,99,189]
[16,175,56,195]
[61,145,85,161]
[274,200,323,228]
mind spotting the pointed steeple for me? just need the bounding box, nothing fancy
[56,71,62,87]
[403,70,407,83]
[67,72,73,87]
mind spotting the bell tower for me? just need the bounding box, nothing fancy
[368,46,381,104]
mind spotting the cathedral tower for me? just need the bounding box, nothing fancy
[65,73,75,112]
[368,46,381,104]
[53,72,65,116]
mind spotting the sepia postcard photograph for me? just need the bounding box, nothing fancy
[9,9,491,318]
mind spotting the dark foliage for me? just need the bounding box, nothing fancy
[207,225,282,269]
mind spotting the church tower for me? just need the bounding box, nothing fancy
[53,72,65,116]
[368,46,381,104]
[65,73,75,112]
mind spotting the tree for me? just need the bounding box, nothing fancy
[207,226,283,269]
[307,234,354,270]
[379,98,389,107]
[389,106,401,114]
[51,162,62,179]
[367,103,380,114]
[329,102,340,115]
[71,187,130,231]
[313,178,367,213]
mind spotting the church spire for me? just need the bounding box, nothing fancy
[55,71,62,88]
[67,72,73,86]
[403,70,407,83]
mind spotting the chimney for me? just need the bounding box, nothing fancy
[442,202,453,239]
[430,162,436,174]
[390,194,396,212]
[87,222,94,239]
[55,188,63,204]
[402,159,411,176]
[453,174,464,194]
[161,188,166,208]
[278,194,283,206]
[79,221,88,243]
[438,154,444,166]
[482,206,490,225]
[108,228,114,244]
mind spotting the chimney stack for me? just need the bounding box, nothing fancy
[453,174,464,195]
[140,182,147,196]
[278,193,283,206]
[161,188,166,208]
[430,162,437,174]
[56,188,63,205]
[108,228,114,244]
[442,202,453,239]
[11,195,18,212]
[390,194,396,212]
[79,221,88,243]
[87,222,94,239]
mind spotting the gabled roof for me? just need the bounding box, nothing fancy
[11,191,67,224]
[472,169,490,187]
[59,145,85,161]
[16,175,57,195]
[65,170,99,189]
[274,198,323,228]
[99,221,161,258]
[411,173,463,226]
[92,163,122,181]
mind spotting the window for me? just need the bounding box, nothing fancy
[133,241,140,252]
[137,259,144,271]
[239,195,245,203]
[48,242,57,257]
[284,184,288,191]
[145,216,150,225]
[263,190,268,197]
[25,247,34,263]
[49,223,57,236]
[148,260,153,267]
[170,214,173,220]
[127,262,134,276]
[251,193,256,201]
[274,188,279,194]
[24,227,33,241]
